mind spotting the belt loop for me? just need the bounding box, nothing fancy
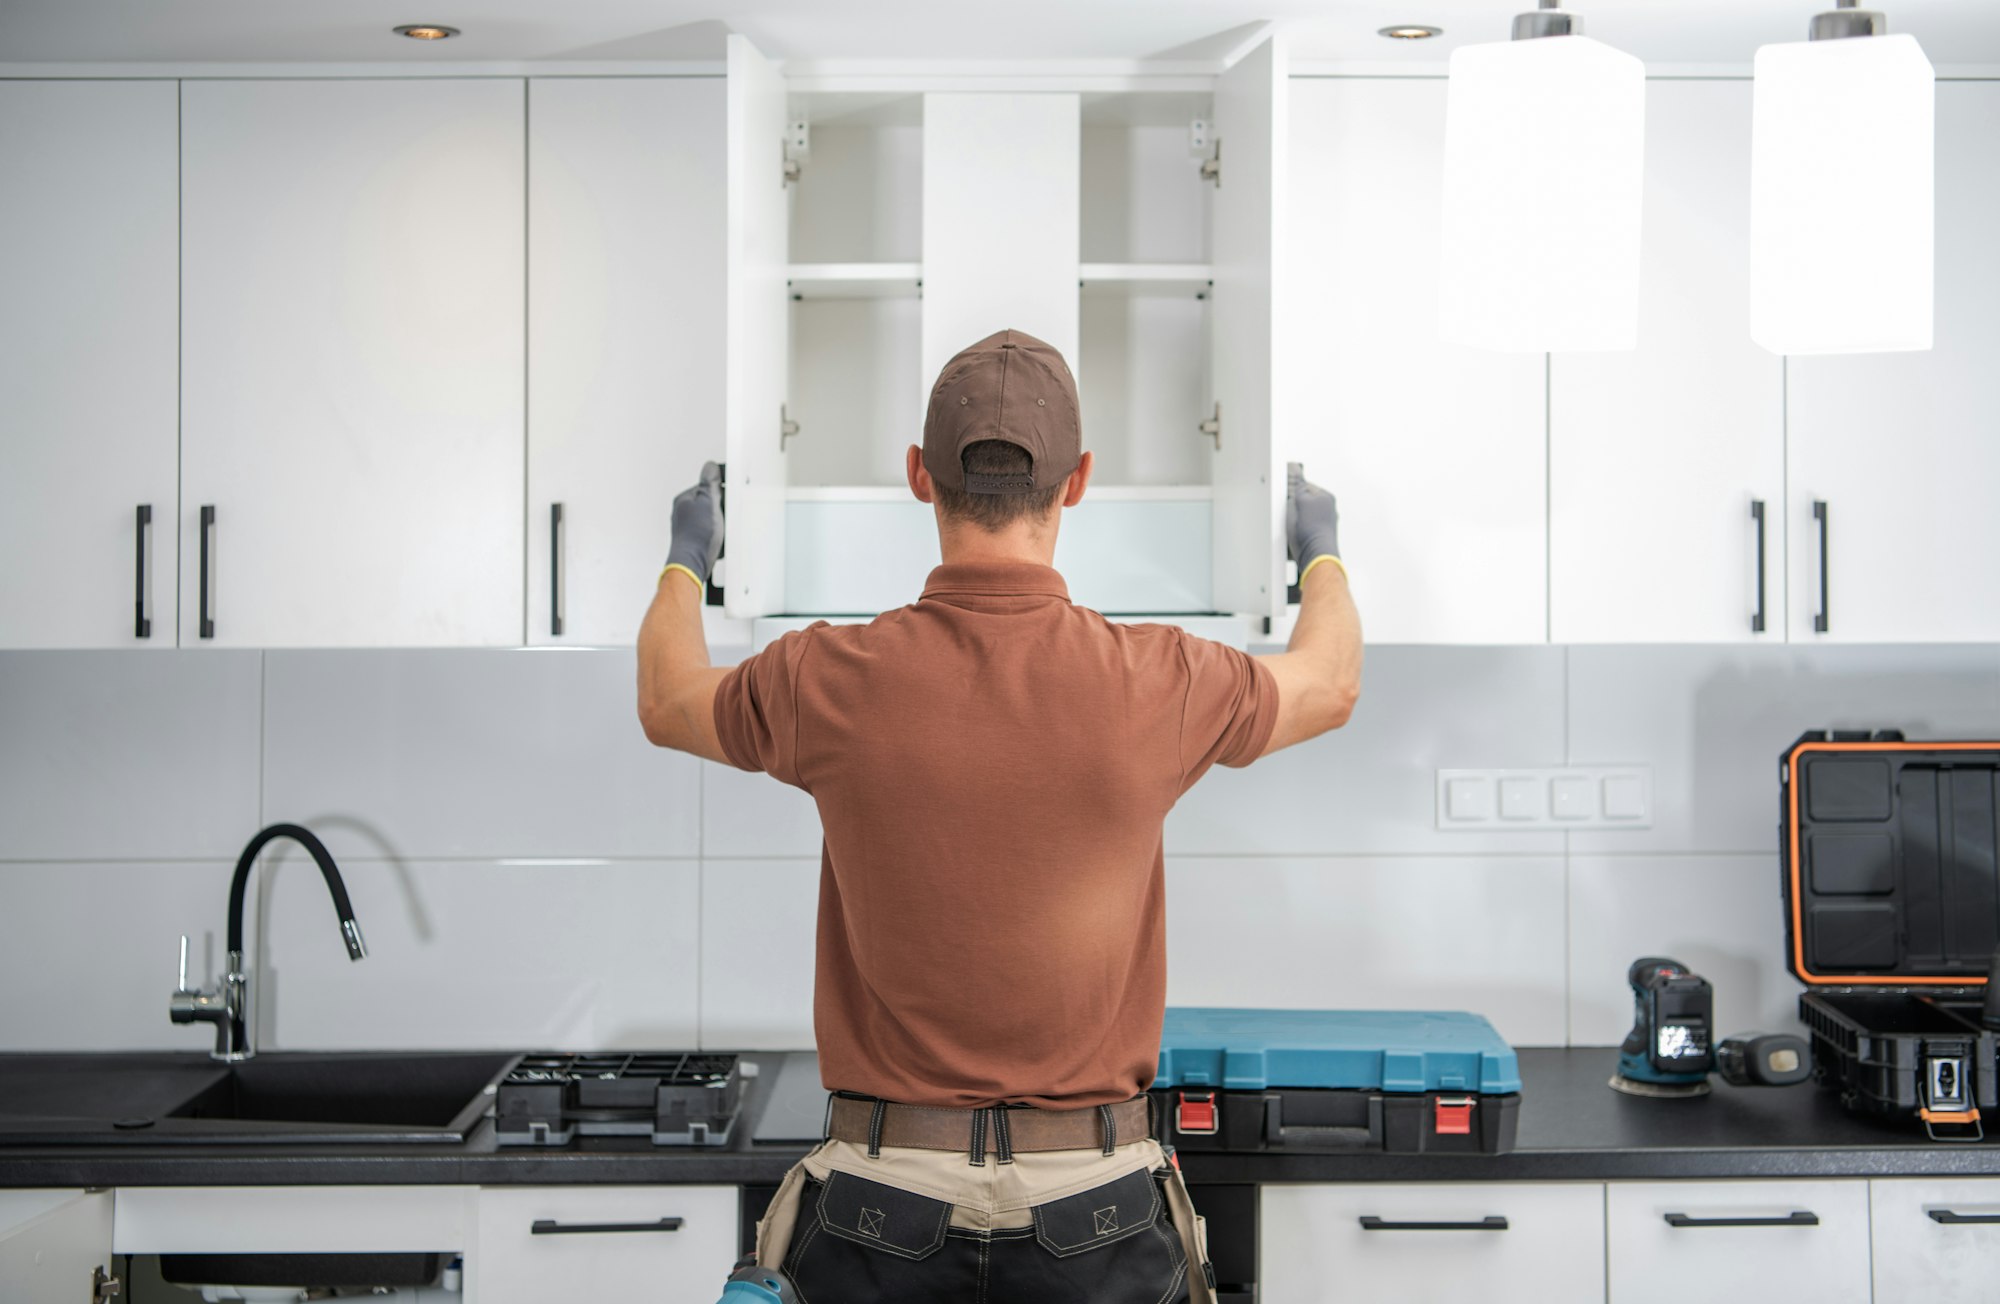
[993,1105,1015,1165]
[1098,1103,1117,1155]
[968,1107,988,1167]
[866,1099,887,1160]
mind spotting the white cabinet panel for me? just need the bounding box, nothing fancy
[1787,82,2000,643]
[1551,80,1783,643]
[700,858,818,1049]
[180,78,524,648]
[1606,1180,1869,1304]
[115,1185,474,1253]
[472,1185,737,1304]
[528,77,727,647]
[0,81,179,651]
[1166,857,1569,1047]
[921,93,1080,387]
[1872,1178,2000,1304]
[0,1189,112,1304]
[1261,1183,1604,1304]
[1284,78,1547,644]
[0,649,262,862]
[262,648,699,862]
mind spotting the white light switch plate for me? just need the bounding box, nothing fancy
[1435,767,1652,831]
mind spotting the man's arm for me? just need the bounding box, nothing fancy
[637,462,733,764]
[1256,465,1363,756]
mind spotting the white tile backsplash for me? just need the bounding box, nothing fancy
[5,641,1997,1055]
[262,648,700,862]
[0,650,261,861]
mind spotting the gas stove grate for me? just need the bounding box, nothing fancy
[495,1050,747,1148]
[506,1052,740,1086]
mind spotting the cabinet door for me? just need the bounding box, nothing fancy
[527,77,727,646]
[1260,1182,1605,1304]
[1551,80,1784,643]
[1787,82,2000,643]
[0,81,178,650]
[1871,1178,2000,1304]
[1284,78,1548,643]
[180,79,524,648]
[471,1185,737,1304]
[0,1190,114,1304]
[1605,1180,1869,1304]
[1211,35,1288,620]
[723,34,792,618]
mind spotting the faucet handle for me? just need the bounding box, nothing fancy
[177,934,190,992]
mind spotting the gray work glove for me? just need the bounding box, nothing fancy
[664,461,725,588]
[1286,462,1341,575]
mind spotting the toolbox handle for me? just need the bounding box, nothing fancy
[1262,1096,1380,1150]
[531,1218,685,1236]
[1928,1210,2000,1225]
[1359,1216,1508,1232]
[1664,1211,1817,1229]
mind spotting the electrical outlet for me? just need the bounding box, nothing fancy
[1435,767,1652,831]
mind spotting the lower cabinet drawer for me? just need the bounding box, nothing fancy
[1871,1178,2000,1304]
[1606,1180,1868,1304]
[471,1185,737,1304]
[1261,1182,1606,1304]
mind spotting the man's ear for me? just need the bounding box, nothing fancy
[1060,451,1093,509]
[907,445,935,504]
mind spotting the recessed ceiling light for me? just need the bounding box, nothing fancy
[394,24,460,40]
[1380,24,1444,40]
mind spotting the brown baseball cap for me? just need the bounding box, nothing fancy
[922,329,1082,494]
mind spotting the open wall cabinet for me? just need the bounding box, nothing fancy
[721,34,1288,623]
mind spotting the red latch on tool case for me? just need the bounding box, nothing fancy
[1434,1096,1475,1136]
[1176,1091,1218,1135]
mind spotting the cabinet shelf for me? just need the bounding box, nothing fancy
[786,262,922,299]
[1079,263,1213,297]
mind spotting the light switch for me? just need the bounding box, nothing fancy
[1602,774,1647,820]
[1445,777,1495,821]
[1498,777,1543,821]
[1550,776,1594,820]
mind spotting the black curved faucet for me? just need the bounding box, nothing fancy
[170,823,368,1061]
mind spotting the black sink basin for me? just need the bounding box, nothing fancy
[0,1051,520,1145]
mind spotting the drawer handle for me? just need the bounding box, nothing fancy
[1928,1210,2000,1225]
[531,1218,685,1236]
[1664,1211,1818,1229]
[1358,1216,1509,1232]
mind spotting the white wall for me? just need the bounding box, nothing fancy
[3,642,1998,1054]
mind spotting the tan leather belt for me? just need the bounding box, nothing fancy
[826,1095,1152,1156]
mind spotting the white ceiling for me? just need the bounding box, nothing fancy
[1,0,1996,67]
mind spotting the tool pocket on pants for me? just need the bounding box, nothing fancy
[782,1171,974,1303]
[993,1167,1188,1304]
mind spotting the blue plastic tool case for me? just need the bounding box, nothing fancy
[1149,1008,1522,1155]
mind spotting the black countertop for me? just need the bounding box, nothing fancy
[6,1047,2000,1189]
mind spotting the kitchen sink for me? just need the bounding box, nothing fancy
[0,1051,521,1145]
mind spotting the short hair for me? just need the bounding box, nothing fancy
[933,441,1063,530]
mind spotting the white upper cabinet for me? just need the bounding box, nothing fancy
[1550,79,1784,643]
[1786,81,2000,643]
[180,79,525,648]
[527,77,727,646]
[0,81,179,650]
[1284,77,1548,644]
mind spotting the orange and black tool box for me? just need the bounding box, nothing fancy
[1782,730,2000,1140]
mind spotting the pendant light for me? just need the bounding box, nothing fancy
[1440,1,1646,353]
[1751,2,1934,355]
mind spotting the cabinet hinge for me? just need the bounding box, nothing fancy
[780,404,801,451]
[93,1265,122,1303]
[1199,138,1221,188]
[1199,402,1221,450]
[782,119,810,187]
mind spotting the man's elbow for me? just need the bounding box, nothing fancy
[637,696,680,750]
[1321,677,1361,733]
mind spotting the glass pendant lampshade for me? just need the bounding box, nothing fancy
[1750,6,1934,355]
[1440,3,1646,353]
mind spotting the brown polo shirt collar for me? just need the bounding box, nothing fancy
[920,562,1071,606]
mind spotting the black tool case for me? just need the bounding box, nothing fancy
[1782,730,2000,1139]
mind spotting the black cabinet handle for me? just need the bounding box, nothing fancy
[1665,1211,1818,1228]
[1359,1216,1508,1232]
[1928,1210,2000,1225]
[550,502,565,638]
[134,504,152,639]
[706,462,726,608]
[1812,500,1829,634]
[198,505,216,640]
[1750,499,1767,634]
[531,1218,684,1236]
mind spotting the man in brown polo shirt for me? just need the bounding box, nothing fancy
[639,329,1362,1304]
